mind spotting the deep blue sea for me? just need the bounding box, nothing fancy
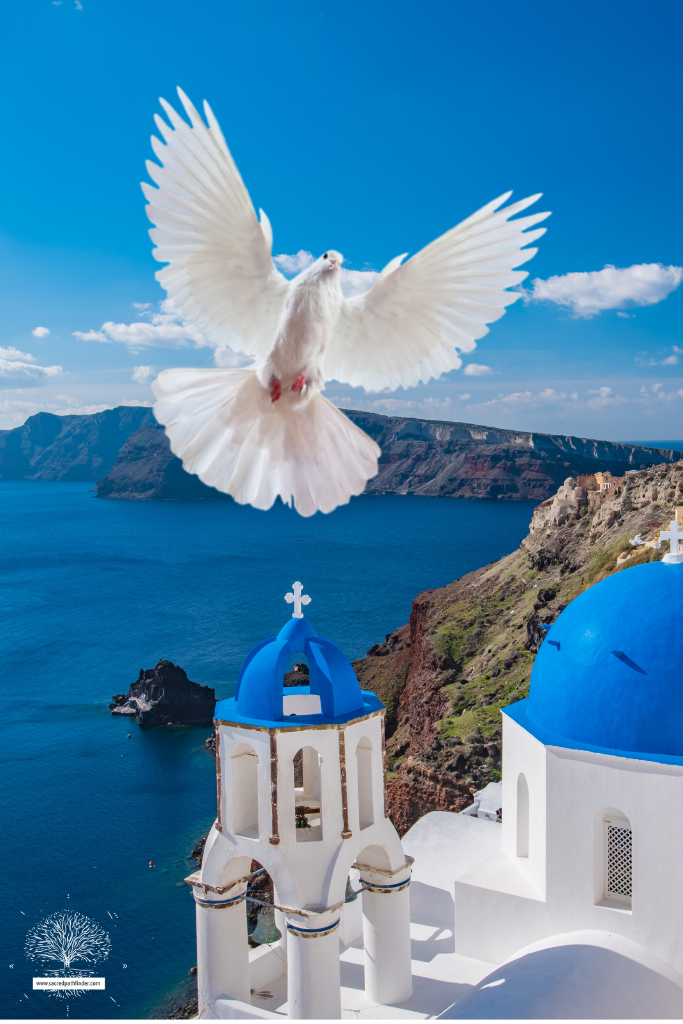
[0,482,537,1020]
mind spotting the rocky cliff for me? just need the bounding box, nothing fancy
[352,460,683,835]
[0,406,154,480]
[2,404,677,498]
[110,659,216,726]
[96,424,228,500]
[95,413,680,502]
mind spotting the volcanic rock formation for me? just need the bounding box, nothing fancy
[110,659,215,726]
[94,412,680,502]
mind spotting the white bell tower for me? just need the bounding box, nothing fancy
[185,584,413,1020]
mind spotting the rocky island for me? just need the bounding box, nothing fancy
[110,659,215,726]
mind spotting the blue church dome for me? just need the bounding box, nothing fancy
[504,561,683,763]
[214,615,383,728]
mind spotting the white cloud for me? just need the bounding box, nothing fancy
[0,395,111,429]
[73,328,107,342]
[339,268,378,298]
[73,299,252,368]
[75,0,82,8]
[132,365,156,384]
[468,385,629,413]
[457,393,471,401]
[54,397,111,415]
[0,398,43,423]
[0,346,62,381]
[119,397,154,408]
[74,317,205,349]
[584,386,628,409]
[525,263,683,317]
[274,250,378,298]
[638,383,683,402]
[332,394,456,419]
[463,363,493,376]
[635,346,681,367]
[213,347,253,368]
[32,326,50,337]
[74,298,206,350]
[368,398,419,413]
[616,312,635,319]
[274,250,315,275]
[0,346,36,362]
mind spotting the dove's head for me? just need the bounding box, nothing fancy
[320,250,343,272]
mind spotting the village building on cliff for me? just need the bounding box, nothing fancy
[549,471,627,525]
[187,541,683,1019]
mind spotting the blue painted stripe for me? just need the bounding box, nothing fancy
[193,892,244,908]
[363,876,411,890]
[286,919,339,936]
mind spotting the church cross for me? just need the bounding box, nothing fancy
[285,581,311,619]
[660,519,683,561]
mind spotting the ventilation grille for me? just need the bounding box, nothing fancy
[606,823,632,898]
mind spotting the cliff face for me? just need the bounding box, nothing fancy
[353,460,683,835]
[0,406,154,480]
[3,402,678,501]
[349,411,681,500]
[95,411,680,501]
[96,424,228,500]
[110,659,216,725]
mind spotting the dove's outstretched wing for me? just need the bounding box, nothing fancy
[142,89,289,359]
[324,192,549,392]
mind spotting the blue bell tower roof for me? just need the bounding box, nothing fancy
[214,615,383,729]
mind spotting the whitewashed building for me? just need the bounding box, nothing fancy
[188,546,683,1019]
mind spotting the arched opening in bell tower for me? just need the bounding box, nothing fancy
[231,742,259,839]
[293,745,323,841]
[356,736,374,829]
[246,859,282,948]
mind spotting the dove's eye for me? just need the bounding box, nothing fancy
[323,253,328,259]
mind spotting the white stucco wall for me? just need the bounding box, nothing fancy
[500,714,547,896]
[454,712,683,974]
[402,811,501,928]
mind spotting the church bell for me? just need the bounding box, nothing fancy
[251,904,282,945]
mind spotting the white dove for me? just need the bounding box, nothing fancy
[145,89,549,518]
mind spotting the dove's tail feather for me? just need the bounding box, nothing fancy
[152,367,380,517]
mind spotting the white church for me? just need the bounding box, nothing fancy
[185,523,683,1019]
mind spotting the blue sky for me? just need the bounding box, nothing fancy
[1,0,682,440]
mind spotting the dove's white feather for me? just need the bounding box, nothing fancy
[153,368,380,517]
[324,192,550,392]
[143,88,288,358]
[144,90,550,516]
